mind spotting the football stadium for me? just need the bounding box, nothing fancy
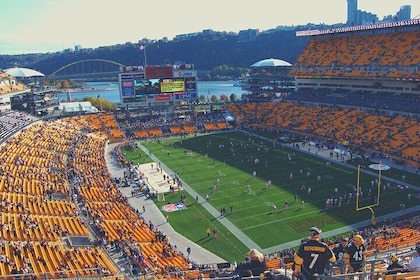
[0,18,420,280]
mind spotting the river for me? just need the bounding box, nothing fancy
[59,81,245,104]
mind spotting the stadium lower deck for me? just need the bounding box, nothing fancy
[0,104,419,279]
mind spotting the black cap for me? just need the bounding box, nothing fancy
[309,227,322,236]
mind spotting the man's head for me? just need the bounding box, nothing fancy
[340,237,349,245]
[309,226,322,238]
[354,235,364,246]
[416,246,420,255]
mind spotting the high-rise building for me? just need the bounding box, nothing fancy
[396,5,411,21]
[357,11,379,25]
[347,0,357,25]
[347,0,412,26]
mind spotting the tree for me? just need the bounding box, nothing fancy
[203,73,212,80]
[210,64,250,80]
[199,94,206,102]
[60,80,70,89]
[230,93,238,102]
[210,95,218,103]
[83,97,117,111]
[220,94,228,102]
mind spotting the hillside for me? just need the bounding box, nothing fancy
[0,29,310,74]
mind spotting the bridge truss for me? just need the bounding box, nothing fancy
[48,59,125,81]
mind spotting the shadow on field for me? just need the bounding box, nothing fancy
[196,236,216,244]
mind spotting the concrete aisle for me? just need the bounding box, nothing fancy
[105,142,226,265]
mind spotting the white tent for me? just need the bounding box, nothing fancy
[59,101,99,114]
[4,67,45,77]
[250,58,292,68]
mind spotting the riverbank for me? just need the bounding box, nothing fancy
[66,87,116,93]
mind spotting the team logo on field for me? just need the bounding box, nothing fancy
[162,202,187,212]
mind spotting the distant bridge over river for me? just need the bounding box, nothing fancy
[48,59,124,81]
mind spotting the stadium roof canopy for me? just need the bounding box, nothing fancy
[251,58,292,68]
[4,67,45,77]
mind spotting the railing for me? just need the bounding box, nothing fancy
[0,268,107,280]
[1,249,419,280]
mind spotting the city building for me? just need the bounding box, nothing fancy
[346,0,411,26]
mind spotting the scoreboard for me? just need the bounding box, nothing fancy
[119,65,197,106]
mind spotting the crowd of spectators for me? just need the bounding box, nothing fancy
[225,101,420,169]
[291,29,420,81]
[114,109,230,140]
[0,111,39,143]
[0,109,418,279]
[286,89,420,116]
[0,71,26,95]
[0,120,117,278]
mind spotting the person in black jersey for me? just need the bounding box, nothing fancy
[344,234,366,273]
[333,237,348,261]
[332,237,349,273]
[293,227,336,280]
[386,255,404,274]
[235,248,268,278]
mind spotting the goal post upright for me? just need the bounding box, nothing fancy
[356,164,361,209]
[356,163,382,225]
[376,161,382,205]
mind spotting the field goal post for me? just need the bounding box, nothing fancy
[157,192,165,202]
[355,162,384,225]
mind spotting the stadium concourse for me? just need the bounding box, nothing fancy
[104,134,420,262]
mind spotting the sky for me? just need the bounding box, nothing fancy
[1,0,419,55]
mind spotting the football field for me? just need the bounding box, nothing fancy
[136,131,418,262]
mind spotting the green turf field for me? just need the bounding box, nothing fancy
[126,131,418,263]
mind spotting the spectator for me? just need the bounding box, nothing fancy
[333,237,349,261]
[332,237,349,273]
[293,227,336,280]
[235,248,268,278]
[386,255,404,274]
[186,247,191,257]
[407,246,420,272]
[344,235,366,273]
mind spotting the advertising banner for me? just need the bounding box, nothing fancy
[145,66,173,78]
[121,80,135,96]
[160,78,185,94]
[185,77,197,92]
[155,94,171,101]
[175,92,197,100]
[173,69,197,78]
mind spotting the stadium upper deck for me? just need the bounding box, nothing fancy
[291,19,420,96]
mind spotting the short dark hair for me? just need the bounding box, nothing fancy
[416,246,420,255]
